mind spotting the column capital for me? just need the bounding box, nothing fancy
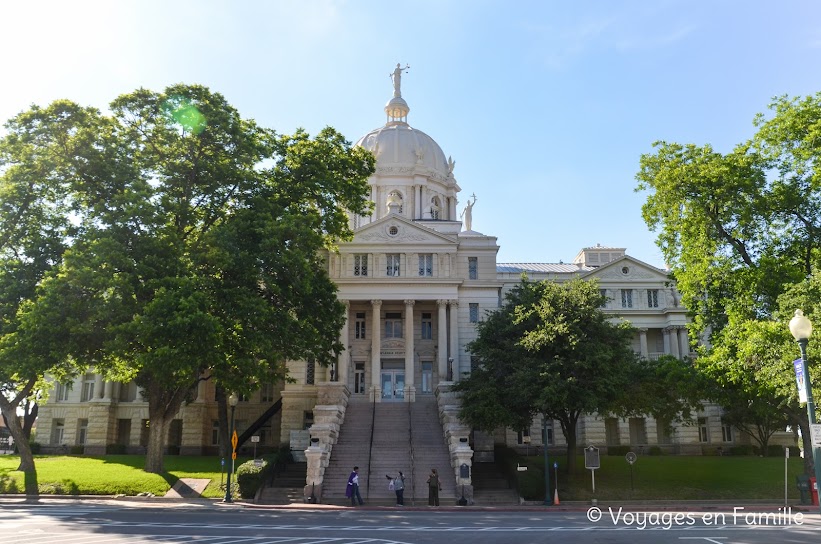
[638,328,648,333]
[437,299,449,308]
[371,299,382,308]
[449,299,459,307]
[404,299,416,307]
[341,300,350,309]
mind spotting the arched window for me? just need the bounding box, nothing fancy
[430,196,441,220]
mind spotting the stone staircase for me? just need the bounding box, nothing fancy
[471,462,519,505]
[320,401,377,503]
[256,462,308,504]
[408,397,455,504]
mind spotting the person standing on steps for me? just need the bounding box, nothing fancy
[386,471,405,506]
[427,468,441,506]
[346,466,364,506]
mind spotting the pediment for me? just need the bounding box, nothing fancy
[584,255,670,282]
[350,214,457,246]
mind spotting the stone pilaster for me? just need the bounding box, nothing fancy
[180,402,208,455]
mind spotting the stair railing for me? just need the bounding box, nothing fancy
[407,398,416,505]
[365,393,376,499]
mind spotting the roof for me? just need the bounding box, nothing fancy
[497,263,593,273]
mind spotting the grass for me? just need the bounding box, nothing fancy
[523,454,808,501]
[0,453,811,501]
[0,455,251,497]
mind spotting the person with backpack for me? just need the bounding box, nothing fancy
[386,471,405,506]
[427,468,441,506]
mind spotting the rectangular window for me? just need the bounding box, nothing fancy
[599,289,608,308]
[470,356,481,372]
[355,312,366,339]
[698,417,710,443]
[468,257,478,280]
[77,419,88,445]
[629,417,648,445]
[81,374,95,402]
[469,303,479,323]
[621,289,633,309]
[721,420,733,442]
[542,419,554,446]
[421,362,433,394]
[56,382,71,401]
[306,359,315,385]
[116,419,131,446]
[51,419,65,445]
[517,428,531,445]
[260,382,275,403]
[385,312,402,338]
[605,417,620,446]
[354,362,366,394]
[386,254,401,277]
[421,312,432,339]
[647,289,659,308]
[419,254,433,276]
[212,420,220,446]
[354,254,368,276]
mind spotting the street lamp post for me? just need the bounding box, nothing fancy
[788,309,821,513]
[223,392,239,503]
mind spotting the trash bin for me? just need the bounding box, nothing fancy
[796,474,810,505]
[811,476,819,507]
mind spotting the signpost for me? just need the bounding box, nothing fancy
[251,435,260,460]
[584,445,600,503]
[625,451,637,491]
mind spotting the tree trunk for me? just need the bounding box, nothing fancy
[0,398,38,497]
[22,399,38,440]
[558,412,580,472]
[143,383,193,473]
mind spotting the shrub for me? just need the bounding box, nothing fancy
[516,466,545,501]
[28,441,41,454]
[648,446,663,456]
[106,443,127,455]
[606,446,631,456]
[70,445,85,455]
[236,458,268,499]
[729,445,755,456]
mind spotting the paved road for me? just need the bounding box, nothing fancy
[0,500,819,544]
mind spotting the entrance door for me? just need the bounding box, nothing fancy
[381,371,405,400]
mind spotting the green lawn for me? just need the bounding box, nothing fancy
[0,453,810,501]
[524,454,808,501]
[0,455,251,497]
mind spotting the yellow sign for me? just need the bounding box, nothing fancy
[232,452,237,460]
[231,430,238,449]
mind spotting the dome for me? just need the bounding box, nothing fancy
[355,124,450,182]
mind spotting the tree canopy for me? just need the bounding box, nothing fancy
[1,84,375,474]
[636,92,821,472]
[454,277,698,471]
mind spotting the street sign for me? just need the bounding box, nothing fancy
[232,452,237,460]
[251,435,260,443]
[811,423,821,447]
[625,452,637,465]
[584,446,600,469]
[231,430,238,449]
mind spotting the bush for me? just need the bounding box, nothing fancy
[729,445,755,456]
[236,458,267,499]
[606,446,631,456]
[106,443,127,455]
[516,466,545,500]
[28,441,41,454]
[648,446,664,456]
[70,445,85,455]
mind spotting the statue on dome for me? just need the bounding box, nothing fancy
[460,193,477,231]
[391,63,410,97]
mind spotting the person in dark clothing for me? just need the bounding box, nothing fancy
[386,471,406,506]
[346,466,363,506]
[427,468,441,506]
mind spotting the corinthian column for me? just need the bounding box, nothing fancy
[437,299,448,381]
[337,301,350,384]
[449,300,459,381]
[404,300,415,400]
[371,300,382,400]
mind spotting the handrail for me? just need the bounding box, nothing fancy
[365,392,376,498]
[407,397,415,505]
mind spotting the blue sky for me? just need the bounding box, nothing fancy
[2,0,820,267]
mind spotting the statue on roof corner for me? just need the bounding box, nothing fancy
[460,193,477,231]
[391,63,410,97]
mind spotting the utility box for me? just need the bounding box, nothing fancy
[796,474,810,505]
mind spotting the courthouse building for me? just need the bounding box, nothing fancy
[36,70,762,489]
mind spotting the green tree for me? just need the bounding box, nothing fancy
[455,278,647,471]
[0,101,106,492]
[636,92,821,474]
[8,84,374,474]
